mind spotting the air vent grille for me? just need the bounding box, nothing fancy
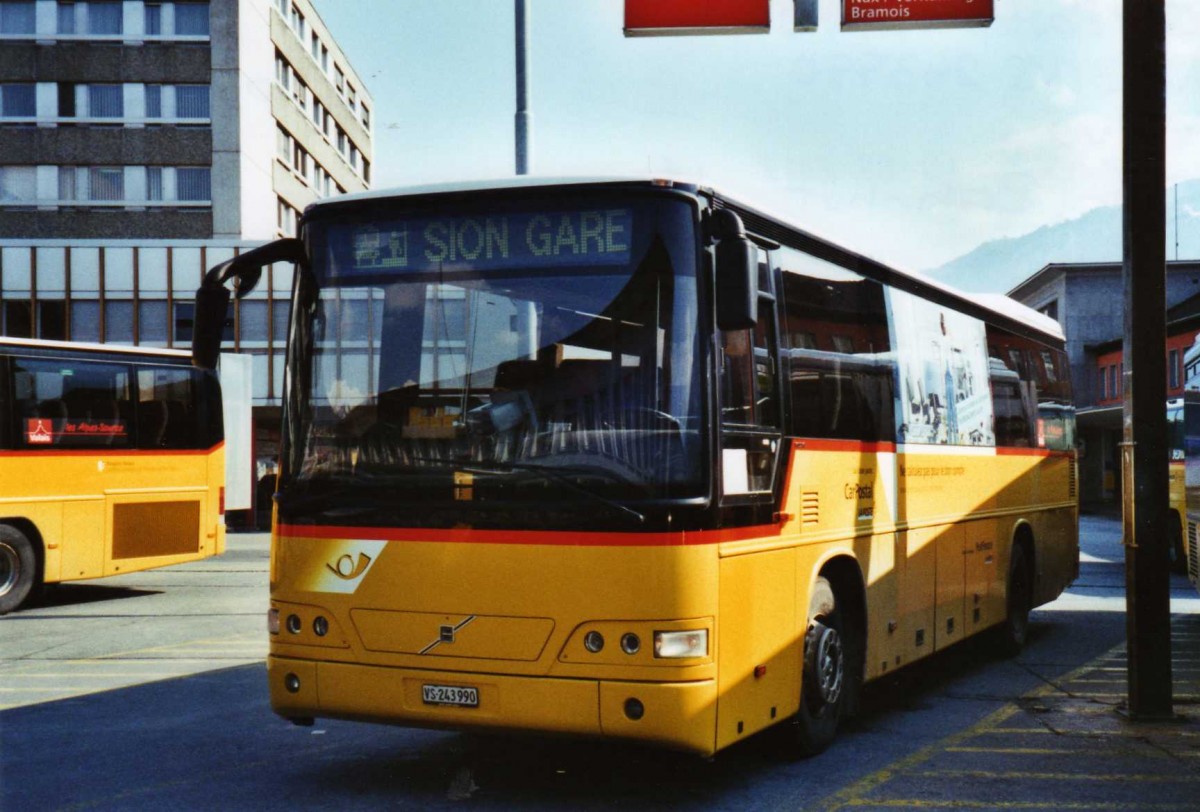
[801,491,820,526]
[1188,521,1199,582]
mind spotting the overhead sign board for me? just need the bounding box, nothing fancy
[842,0,994,31]
[624,0,769,37]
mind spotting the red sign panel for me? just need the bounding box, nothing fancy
[842,0,993,31]
[625,0,770,36]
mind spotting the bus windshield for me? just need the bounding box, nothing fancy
[284,194,703,523]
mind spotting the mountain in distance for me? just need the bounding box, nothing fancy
[925,179,1200,294]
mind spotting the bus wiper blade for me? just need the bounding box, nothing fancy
[459,460,646,525]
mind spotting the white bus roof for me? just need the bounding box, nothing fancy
[0,337,192,359]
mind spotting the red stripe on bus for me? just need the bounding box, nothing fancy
[792,438,897,453]
[277,521,782,548]
[994,447,1074,458]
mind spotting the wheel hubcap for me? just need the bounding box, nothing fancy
[0,543,18,597]
[811,625,844,705]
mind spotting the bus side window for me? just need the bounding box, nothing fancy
[777,247,894,442]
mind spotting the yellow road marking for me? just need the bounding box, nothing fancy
[810,630,1200,812]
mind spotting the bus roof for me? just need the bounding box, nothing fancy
[0,337,192,360]
[306,176,1064,346]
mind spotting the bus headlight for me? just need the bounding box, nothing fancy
[653,629,708,658]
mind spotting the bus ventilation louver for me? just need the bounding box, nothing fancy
[1188,521,1199,582]
[1068,464,1077,499]
[800,491,820,526]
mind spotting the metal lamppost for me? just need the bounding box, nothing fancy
[515,0,531,175]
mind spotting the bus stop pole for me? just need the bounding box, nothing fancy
[1122,0,1173,719]
[515,0,531,176]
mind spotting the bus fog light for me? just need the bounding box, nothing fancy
[583,631,605,653]
[313,616,329,637]
[284,673,301,693]
[624,698,644,721]
[268,608,280,635]
[654,629,708,658]
[286,614,302,634]
[620,633,641,655]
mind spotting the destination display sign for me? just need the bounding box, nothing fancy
[340,209,634,274]
[842,0,993,31]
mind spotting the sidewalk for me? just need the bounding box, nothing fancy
[815,612,1200,811]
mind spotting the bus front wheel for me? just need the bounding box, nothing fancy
[791,576,845,756]
[0,525,36,615]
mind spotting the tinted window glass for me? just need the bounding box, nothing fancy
[13,358,133,448]
[777,246,894,442]
[986,325,1074,450]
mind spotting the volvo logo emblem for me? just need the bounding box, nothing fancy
[420,616,476,654]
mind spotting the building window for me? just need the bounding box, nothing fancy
[2,300,33,337]
[0,166,36,202]
[1039,300,1059,323]
[58,166,77,200]
[58,82,76,117]
[87,1,122,34]
[138,300,168,343]
[361,103,370,130]
[274,52,290,91]
[88,167,124,201]
[1170,348,1181,389]
[174,1,209,35]
[175,85,209,118]
[38,301,68,340]
[0,2,35,34]
[239,300,268,343]
[88,84,124,118]
[145,84,162,118]
[0,83,35,118]
[146,166,163,200]
[57,1,76,34]
[104,301,134,344]
[144,2,161,34]
[176,167,210,201]
[70,301,100,342]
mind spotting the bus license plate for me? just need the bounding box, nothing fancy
[422,684,479,708]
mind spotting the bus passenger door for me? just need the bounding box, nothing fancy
[714,249,794,750]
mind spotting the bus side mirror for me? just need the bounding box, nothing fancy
[192,284,230,371]
[712,210,758,331]
[192,237,306,370]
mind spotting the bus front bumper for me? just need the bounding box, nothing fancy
[268,655,718,756]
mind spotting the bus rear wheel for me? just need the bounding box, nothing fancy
[996,543,1032,658]
[791,576,845,756]
[0,525,36,615]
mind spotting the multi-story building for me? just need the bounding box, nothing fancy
[0,0,373,522]
[1008,260,1200,508]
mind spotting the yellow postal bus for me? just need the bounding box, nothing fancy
[0,338,225,613]
[194,178,1078,756]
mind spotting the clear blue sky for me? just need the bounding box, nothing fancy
[314,0,1200,275]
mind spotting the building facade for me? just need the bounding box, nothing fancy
[0,0,374,523]
[1008,261,1200,507]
